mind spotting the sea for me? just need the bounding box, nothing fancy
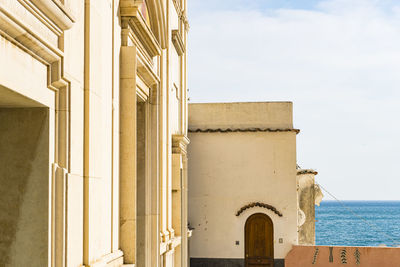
[315,201,400,247]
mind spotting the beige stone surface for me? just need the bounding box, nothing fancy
[0,36,54,109]
[0,0,189,266]
[66,173,84,267]
[0,108,49,266]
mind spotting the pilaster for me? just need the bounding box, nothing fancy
[171,134,190,267]
[119,45,138,264]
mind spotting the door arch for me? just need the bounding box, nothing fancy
[245,213,274,267]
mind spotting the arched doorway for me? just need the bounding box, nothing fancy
[245,213,274,267]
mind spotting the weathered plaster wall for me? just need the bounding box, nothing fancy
[188,102,298,261]
[297,171,317,245]
[0,108,49,266]
[296,170,323,246]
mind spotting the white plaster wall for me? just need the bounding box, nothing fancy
[188,131,298,259]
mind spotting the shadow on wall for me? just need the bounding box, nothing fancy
[0,108,49,266]
[285,245,400,267]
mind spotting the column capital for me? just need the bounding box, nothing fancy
[172,135,190,155]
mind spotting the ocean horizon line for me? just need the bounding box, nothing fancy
[321,199,400,202]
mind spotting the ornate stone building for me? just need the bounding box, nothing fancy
[0,0,189,266]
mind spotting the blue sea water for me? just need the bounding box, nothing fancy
[315,201,400,247]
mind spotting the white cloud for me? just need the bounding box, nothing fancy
[188,0,400,200]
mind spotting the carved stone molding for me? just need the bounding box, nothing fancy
[236,202,283,217]
[30,0,75,30]
[180,12,190,32]
[0,0,73,88]
[171,30,185,56]
[171,0,189,32]
[121,0,166,50]
[172,135,190,155]
[137,56,160,86]
[120,13,161,59]
[172,0,181,16]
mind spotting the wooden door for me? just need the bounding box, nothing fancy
[245,213,274,267]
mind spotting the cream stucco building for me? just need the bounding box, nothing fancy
[0,0,190,266]
[187,102,320,267]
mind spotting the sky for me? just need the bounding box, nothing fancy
[187,0,400,200]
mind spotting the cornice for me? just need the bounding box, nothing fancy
[121,5,161,58]
[121,0,162,57]
[172,135,190,155]
[0,0,72,89]
[171,30,185,56]
[30,0,75,30]
[0,10,61,61]
[137,56,160,87]
[130,14,161,58]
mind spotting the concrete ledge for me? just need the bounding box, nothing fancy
[89,250,124,267]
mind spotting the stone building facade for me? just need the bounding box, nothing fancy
[0,0,190,266]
